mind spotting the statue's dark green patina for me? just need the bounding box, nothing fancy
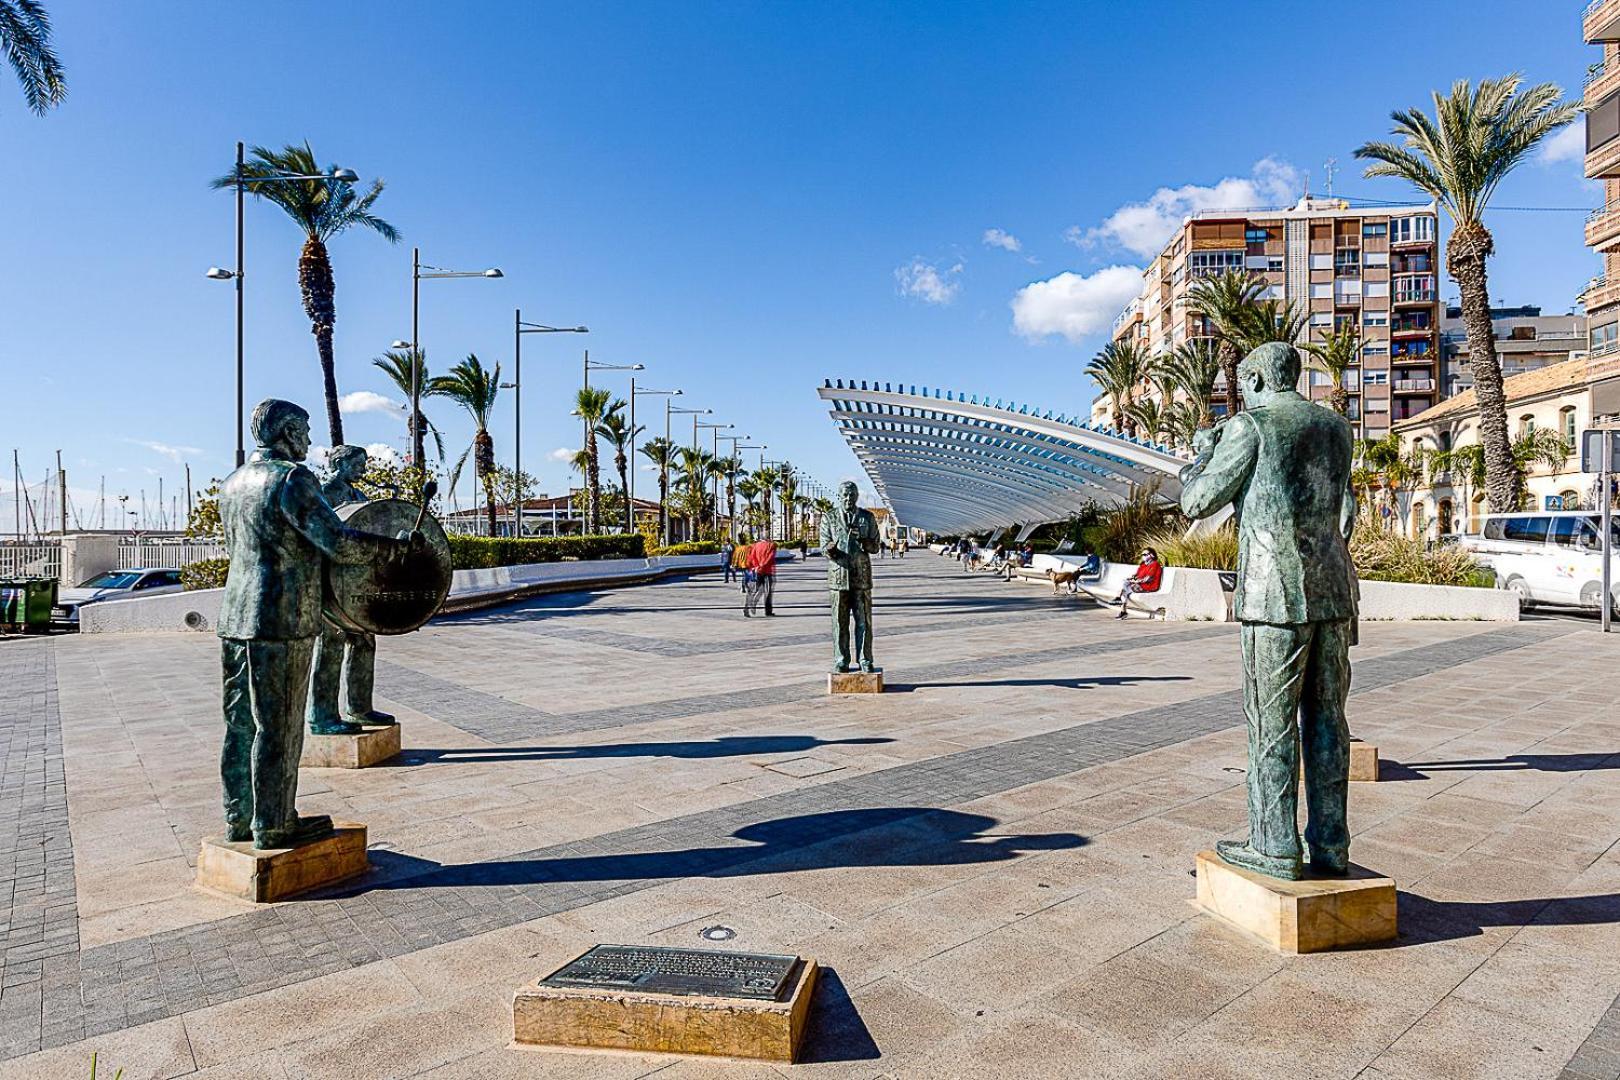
[820,480,882,674]
[306,445,395,736]
[217,401,416,849]
[1179,342,1359,881]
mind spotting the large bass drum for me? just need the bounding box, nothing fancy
[323,499,453,635]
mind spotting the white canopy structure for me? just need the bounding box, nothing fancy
[817,380,1192,535]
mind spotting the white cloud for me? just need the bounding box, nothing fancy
[895,257,963,305]
[1540,123,1586,165]
[363,443,403,468]
[339,390,405,416]
[306,445,333,472]
[548,447,575,462]
[125,438,203,464]
[1075,157,1303,259]
[1010,266,1145,345]
[982,228,1022,253]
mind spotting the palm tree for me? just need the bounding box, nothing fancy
[428,355,502,536]
[1160,339,1223,428]
[1301,324,1359,417]
[638,436,677,544]
[1085,340,1152,435]
[572,387,616,532]
[753,467,780,541]
[1356,75,1576,513]
[777,465,799,542]
[1512,427,1572,509]
[1358,432,1428,533]
[595,408,642,533]
[1233,298,1307,352]
[1123,396,1167,444]
[213,144,399,445]
[1188,270,1265,417]
[675,447,716,540]
[1,1,65,116]
[737,476,762,537]
[372,347,444,471]
[718,456,744,541]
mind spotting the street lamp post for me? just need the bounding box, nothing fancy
[579,356,643,530]
[503,310,587,537]
[398,251,503,480]
[630,382,681,534]
[726,439,763,541]
[697,421,733,538]
[666,403,711,544]
[208,141,359,468]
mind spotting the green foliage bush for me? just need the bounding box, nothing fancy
[181,558,230,591]
[1144,524,1238,571]
[649,541,720,557]
[448,533,645,569]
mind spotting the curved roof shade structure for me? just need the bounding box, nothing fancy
[818,380,1191,535]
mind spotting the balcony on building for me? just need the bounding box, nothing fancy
[1392,377,1435,394]
[1586,0,1620,43]
[1587,91,1620,178]
[1584,273,1620,313]
[1586,203,1620,253]
[1392,273,1436,306]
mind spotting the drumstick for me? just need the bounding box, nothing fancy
[412,480,437,534]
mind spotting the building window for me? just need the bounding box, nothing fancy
[1363,344,1389,357]
[1267,256,1284,272]
[1245,227,1269,244]
[1189,250,1245,278]
[1562,406,1578,449]
[1334,249,1361,276]
[1520,414,1536,437]
[1362,222,1388,238]
[1363,312,1389,328]
[1390,216,1436,244]
[1592,321,1619,356]
[1363,371,1389,385]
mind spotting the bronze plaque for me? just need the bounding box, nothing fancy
[539,945,799,1001]
[323,499,453,636]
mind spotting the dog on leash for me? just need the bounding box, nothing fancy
[1047,567,1082,594]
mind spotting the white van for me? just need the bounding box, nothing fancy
[1460,512,1620,614]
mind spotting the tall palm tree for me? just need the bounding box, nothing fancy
[595,408,642,533]
[753,467,780,541]
[718,456,744,540]
[1,1,65,116]
[638,436,677,544]
[428,355,502,536]
[776,465,799,542]
[1301,324,1359,416]
[1356,75,1576,513]
[736,476,762,538]
[1160,339,1223,428]
[1233,298,1307,352]
[372,347,444,470]
[1085,340,1152,435]
[675,446,716,539]
[1188,270,1265,417]
[213,144,399,445]
[1123,396,1167,444]
[1512,427,1572,509]
[572,387,616,532]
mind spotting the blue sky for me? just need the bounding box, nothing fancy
[0,0,1601,531]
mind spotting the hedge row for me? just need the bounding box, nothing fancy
[649,541,720,557]
[447,533,645,569]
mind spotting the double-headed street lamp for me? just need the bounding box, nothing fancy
[696,421,734,531]
[392,248,503,473]
[207,141,359,467]
[630,381,681,530]
[718,435,757,542]
[500,311,587,537]
[665,404,711,544]
[582,353,643,454]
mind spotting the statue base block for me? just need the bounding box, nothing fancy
[828,672,883,694]
[1349,739,1380,782]
[300,724,401,768]
[1193,849,1396,954]
[512,956,818,1063]
[196,823,369,903]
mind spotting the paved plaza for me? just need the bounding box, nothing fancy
[0,555,1618,1078]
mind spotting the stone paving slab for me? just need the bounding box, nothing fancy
[1,556,1617,1078]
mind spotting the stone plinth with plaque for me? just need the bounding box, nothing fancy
[513,945,819,1062]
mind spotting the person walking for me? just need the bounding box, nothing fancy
[744,535,778,617]
[721,539,737,585]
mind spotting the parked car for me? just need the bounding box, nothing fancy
[53,567,183,626]
[1458,512,1620,614]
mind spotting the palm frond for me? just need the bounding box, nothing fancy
[0,0,66,116]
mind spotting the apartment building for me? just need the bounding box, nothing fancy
[1584,0,1620,352]
[1440,305,1588,398]
[1107,196,1442,438]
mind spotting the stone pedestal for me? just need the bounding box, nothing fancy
[300,724,401,768]
[1349,739,1380,782]
[513,955,818,1063]
[1193,849,1396,954]
[196,824,369,903]
[828,671,883,695]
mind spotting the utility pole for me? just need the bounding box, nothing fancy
[57,451,66,536]
[185,464,194,522]
[99,476,105,530]
[11,450,18,539]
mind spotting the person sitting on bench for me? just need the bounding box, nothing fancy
[1112,547,1162,619]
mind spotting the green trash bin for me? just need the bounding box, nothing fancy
[0,576,57,632]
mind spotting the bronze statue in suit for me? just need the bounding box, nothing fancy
[820,481,882,673]
[217,401,411,849]
[1179,342,1359,881]
[306,445,396,736]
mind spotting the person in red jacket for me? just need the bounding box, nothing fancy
[744,537,778,617]
[1113,547,1162,619]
